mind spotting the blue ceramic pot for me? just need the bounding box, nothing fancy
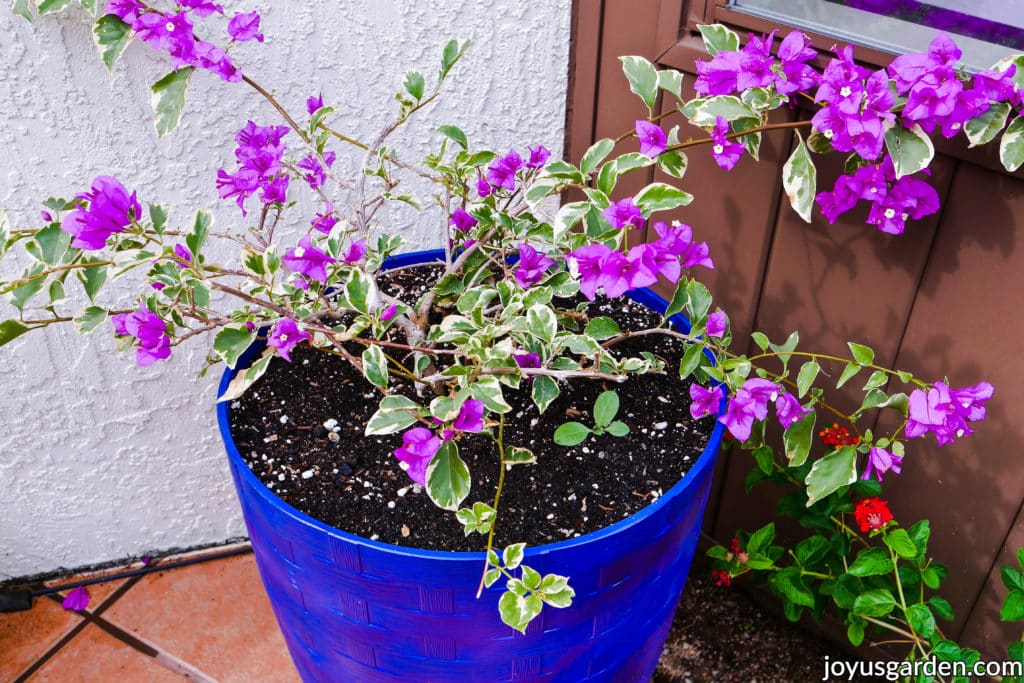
[218,249,726,682]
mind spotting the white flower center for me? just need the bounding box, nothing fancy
[957,429,965,437]
[398,461,410,471]
[166,21,175,32]
[951,122,961,131]
[294,247,306,258]
[840,85,852,97]
[280,334,288,342]
[869,187,878,193]
[770,391,779,402]
[713,144,724,154]
[962,401,971,408]
[901,212,909,221]
[884,208,896,219]
[823,129,834,139]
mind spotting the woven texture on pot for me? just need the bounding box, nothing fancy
[218,249,727,683]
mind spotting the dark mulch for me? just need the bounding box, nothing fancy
[655,564,860,682]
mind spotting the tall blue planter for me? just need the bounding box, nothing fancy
[217,249,726,682]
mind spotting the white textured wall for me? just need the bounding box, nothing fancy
[0,1,571,578]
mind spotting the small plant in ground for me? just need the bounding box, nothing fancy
[552,389,630,446]
[1,3,1020,655]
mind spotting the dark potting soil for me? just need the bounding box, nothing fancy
[228,266,715,551]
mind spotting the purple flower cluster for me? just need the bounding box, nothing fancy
[216,121,290,215]
[515,243,554,288]
[889,34,1007,138]
[311,203,338,234]
[603,197,644,230]
[112,305,171,366]
[567,221,712,301]
[393,400,487,485]
[283,234,334,283]
[811,46,894,161]
[296,152,336,190]
[816,157,939,234]
[862,446,903,482]
[450,207,477,233]
[61,175,141,250]
[694,30,819,97]
[267,318,310,363]
[906,380,994,446]
[710,116,744,170]
[105,1,242,82]
[635,120,667,157]
[716,378,810,442]
[481,146,550,195]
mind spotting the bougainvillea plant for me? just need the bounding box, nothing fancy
[3,4,1023,662]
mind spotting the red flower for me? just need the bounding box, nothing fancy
[853,497,894,532]
[712,569,732,587]
[819,422,860,450]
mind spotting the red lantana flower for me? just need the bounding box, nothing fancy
[853,497,894,532]
[819,422,860,450]
[712,569,732,587]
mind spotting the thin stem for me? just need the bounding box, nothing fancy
[318,124,370,150]
[664,120,814,153]
[477,413,507,599]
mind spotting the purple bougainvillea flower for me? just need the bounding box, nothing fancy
[567,243,631,300]
[690,383,724,420]
[652,221,715,270]
[862,446,903,482]
[719,378,784,441]
[283,234,334,282]
[62,586,90,612]
[636,120,667,157]
[710,116,744,171]
[179,0,223,17]
[526,145,551,169]
[486,150,524,191]
[475,172,492,198]
[307,93,324,115]
[720,394,757,442]
[267,318,310,363]
[379,303,397,322]
[40,210,53,223]
[151,282,166,291]
[623,244,659,289]
[105,0,144,23]
[228,11,263,43]
[906,381,994,446]
[133,11,197,66]
[705,310,727,338]
[513,352,541,369]
[453,399,486,433]
[514,243,554,288]
[450,207,477,233]
[694,48,743,96]
[297,155,327,189]
[111,305,171,366]
[193,40,240,82]
[61,175,141,250]
[393,427,441,485]
[603,197,644,230]
[736,31,777,91]
[342,238,367,265]
[216,168,260,215]
[775,392,811,428]
[260,174,289,205]
[173,243,192,262]
[311,204,338,234]
[776,30,819,95]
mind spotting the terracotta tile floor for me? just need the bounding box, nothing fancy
[0,548,300,682]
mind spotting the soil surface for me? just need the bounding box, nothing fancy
[228,266,714,551]
[655,565,859,682]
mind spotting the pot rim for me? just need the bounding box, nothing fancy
[217,248,727,562]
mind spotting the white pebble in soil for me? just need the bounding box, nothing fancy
[301,470,314,480]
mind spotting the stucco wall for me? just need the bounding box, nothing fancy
[0,1,571,579]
